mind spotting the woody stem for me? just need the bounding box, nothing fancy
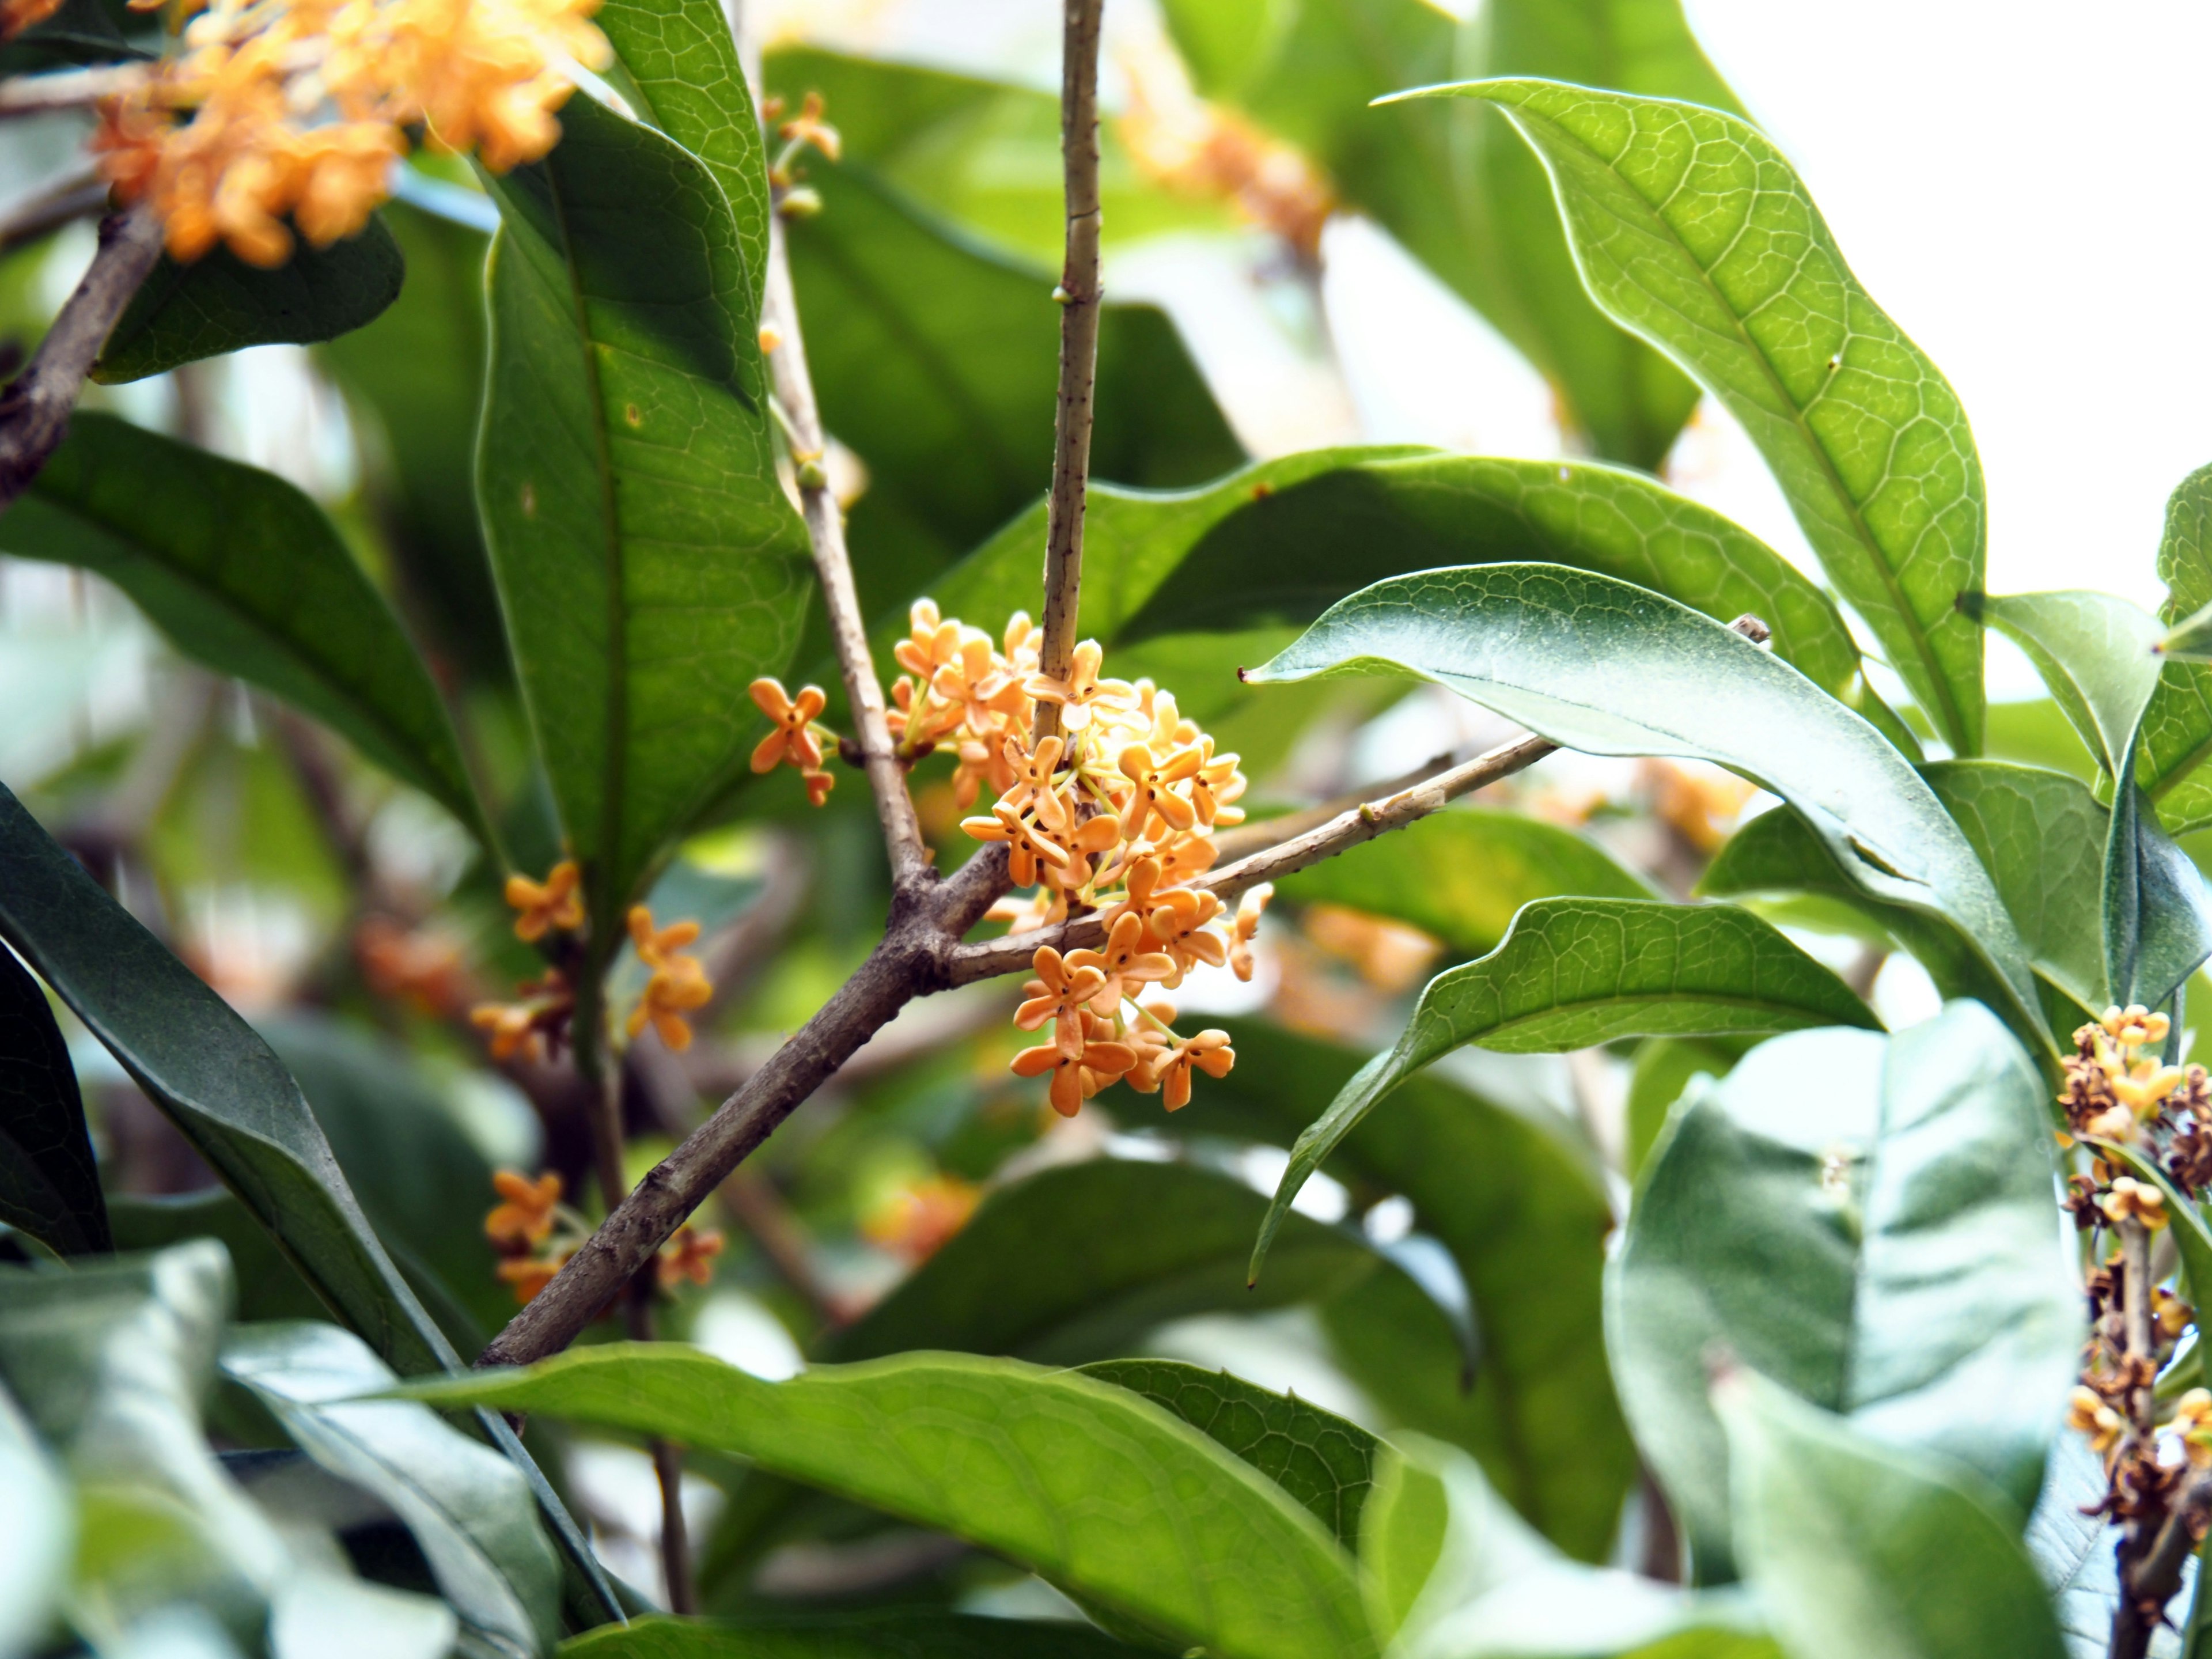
[1033,0,1105,743]
[2109,1215,2162,1659]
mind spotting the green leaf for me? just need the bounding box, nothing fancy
[0,412,488,843]
[1718,1372,2068,1659]
[1410,80,1986,753]
[1962,591,2164,778]
[2160,599,2212,664]
[2131,465,2212,833]
[1187,1018,1633,1563]
[1161,0,1739,468]
[2105,745,2212,1010]
[1080,1358,1379,1546]
[1251,896,1877,1280]
[932,449,1874,717]
[477,92,810,934]
[785,158,1240,623]
[220,1321,559,1658]
[560,1611,1153,1658]
[406,1348,1373,1659]
[0,942,108,1255]
[108,1192,327,1324]
[1280,806,1654,959]
[320,198,506,686]
[1612,1005,2078,1582]
[1624,1037,1747,1180]
[1359,1435,1778,1659]
[0,1382,71,1659]
[1248,564,2040,1037]
[0,786,618,1619]
[93,220,406,384]
[830,1157,1468,1372]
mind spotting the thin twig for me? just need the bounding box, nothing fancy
[760,175,929,897]
[1032,0,1105,741]
[0,63,147,119]
[0,203,162,511]
[2126,1466,2212,1641]
[944,733,1558,986]
[2111,1215,2164,1659]
[0,163,105,257]
[1211,748,1463,862]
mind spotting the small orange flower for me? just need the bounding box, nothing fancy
[1066,912,1177,1013]
[1025,640,1135,734]
[626,906,713,1051]
[498,1253,570,1305]
[484,1169,563,1248]
[749,678,828,775]
[355,915,471,1014]
[656,1225,725,1288]
[862,1175,981,1264]
[778,90,842,162]
[802,768,836,808]
[1151,1028,1235,1112]
[505,859,584,942]
[1011,1014,1139,1116]
[1228,884,1272,982]
[1117,741,1202,840]
[2070,1384,2124,1456]
[1015,946,1109,1059]
[469,969,574,1064]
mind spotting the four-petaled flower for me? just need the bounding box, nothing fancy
[657,1225,726,1287]
[505,859,584,942]
[1118,741,1203,840]
[750,677,829,774]
[1016,946,1110,1058]
[484,1169,563,1248]
[626,906,714,1051]
[1011,1014,1139,1116]
[1026,639,1135,733]
[1150,1028,1236,1112]
[1067,912,1177,1013]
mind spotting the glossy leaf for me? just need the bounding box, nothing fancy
[0,413,487,842]
[2132,465,2212,833]
[406,1347,1373,1659]
[933,449,1872,713]
[1359,1435,1777,1659]
[2105,748,2212,1011]
[1612,1006,2078,1581]
[478,93,810,933]
[221,1321,559,1658]
[93,221,405,384]
[1161,0,1738,467]
[1413,81,1986,753]
[561,1612,1152,1658]
[828,1157,1469,1372]
[1080,1358,1378,1546]
[1962,591,2164,778]
[1251,896,1877,1280]
[0,1384,71,1659]
[1188,1018,1633,1563]
[786,158,1240,623]
[1280,806,1653,959]
[1248,565,2040,1035]
[1719,1373,2068,1659]
[0,786,616,1618]
[0,941,108,1254]
[2160,599,2212,663]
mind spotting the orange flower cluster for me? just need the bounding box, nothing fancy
[483,1169,722,1303]
[624,904,712,1052]
[90,0,609,266]
[861,1173,980,1265]
[2059,1005,2209,1155]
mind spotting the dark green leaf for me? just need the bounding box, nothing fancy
[1186,1018,1631,1564]
[478,93,810,934]
[1415,81,1986,753]
[1961,591,2163,778]
[782,158,1240,625]
[561,1612,1153,1658]
[1280,806,1653,959]
[1080,1358,1378,1546]
[1624,1037,1746,1181]
[221,1321,559,1658]
[932,449,1874,718]
[2105,747,2212,1010]
[1719,1372,2067,1659]
[0,786,617,1619]
[0,942,107,1254]
[1359,1435,1778,1659]
[2131,465,2212,833]
[1251,896,1877,1281]
[1248,565,2041,1039]
[108,1191,326,1323]
[0,413,488,843]
[406,1348,1373,1659]
[1613,1005,2078,1582]
[829,1157,1468,1372]
[94,221,406,384]
[1161,0,1738,468]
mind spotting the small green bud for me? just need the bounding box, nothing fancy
[797,457,830,491]
[779,186,824,219]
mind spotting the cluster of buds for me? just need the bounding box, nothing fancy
[761,89,839,219]
[2059,1005,2212,1193]
[483,1169,721,1304]
[82,0,610,267]
[467,860,715,1060]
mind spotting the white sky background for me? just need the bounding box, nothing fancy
[760,0,2212,630]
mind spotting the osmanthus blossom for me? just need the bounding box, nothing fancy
[752,600,1271,1118]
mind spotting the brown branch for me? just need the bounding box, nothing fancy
[944,733,1557,986]
[2125,1465,2212,1645]
[1032,0,1105,742]
[760,184,930,896]
[2109,1215,2169,1659]
[0,203,162,512]
[0,63,147,120]
[1211,748,1463,863]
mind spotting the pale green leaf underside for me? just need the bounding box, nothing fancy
[1406,78,1986,754]
[2136,464,2212,832]
[1965,590,2162,778]
[478,94,809,925]
[1250,895,1877,1281]
[405,1347,1373,1659]
[1248,564,2039,1037]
